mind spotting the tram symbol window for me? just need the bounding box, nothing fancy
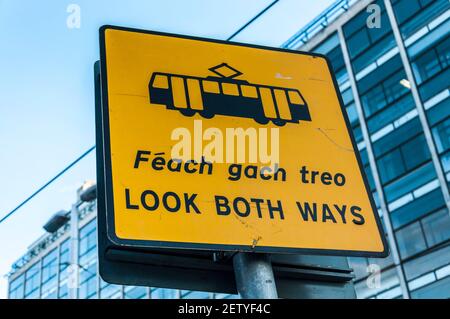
[149,63,311,126]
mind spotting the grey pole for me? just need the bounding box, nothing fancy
[233,253,278,299]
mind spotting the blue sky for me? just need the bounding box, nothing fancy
[0,0,334,298]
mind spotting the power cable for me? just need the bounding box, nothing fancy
[0,146,95,224]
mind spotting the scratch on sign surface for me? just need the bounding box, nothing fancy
[316,127,354,152]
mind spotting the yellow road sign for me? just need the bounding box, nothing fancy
[98,25,388,257]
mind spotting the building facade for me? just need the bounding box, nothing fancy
[7,196,237,299]
[7,0,450,299]
[283,0,450,299]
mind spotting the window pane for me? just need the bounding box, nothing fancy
[400,0,450,39]
[365,165,376,191]
[152,288,178,299]
[418,68,450,101]
[327,46,346,74]
[352,35,396,74]
[9,274,25,299]
[432,118,450,154]
[436,36,450,68]
[441,151,450,173]
[361,85,386,116]
[373,118,422,157]
[41,249,58,298]
[384,161,436,202]
[422,209,450,246]
[396,222,427,259]
[181,290,211,299]
[100,278,121,299]
[401,134,431,170]
[412,50,441,84]
[383,72,409,104]
[346,102,358,125]
[79,261,97,299]
[347,29,370,58]
[411,276,450,299]
[391,188,445,229]
[24,263,40,299]
[353,125,363,142]
[59,239,70,298]
[79,219,97,265]
[368,95,414,133]
[124,286,148,299]
[404,245,450,280]
[378,149,405,184]
[342,88,354,105]
[393,0,421,25]
[354,267,400,299]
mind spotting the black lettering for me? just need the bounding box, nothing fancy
[184,160,198,173]
[299,167,347,186]
[296,202,317,222]
[334,204,347,223]
[125,188,139,209]
[311,171,319,184]
[274,167,286,181]
[152,156,166,170]
[134,150,151,168]
[351,206,365,225]
[322,204,337,223]
[335,173,346,186]
[184,193,201,214]
[215,196,230,215]
[244,165,258,179]
[162,192,181,212]
[167,159,182,172]
[251,198,264,218]
[199,157,213,175]
[233,197,251,217]
[321,172,332,185]
[259,166,272,180]
[299,166,309,183]
[228,164,242,181]
[141,190,159,211]
[267,200,284,219]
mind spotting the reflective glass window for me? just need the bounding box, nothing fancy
[24,262,40,299]
[41,249,58,298]
[432,118,450,154]
[396,222,427,259]
[422,209,450,246]
[9,274,25,299]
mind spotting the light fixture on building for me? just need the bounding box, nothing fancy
[400,79,411,89]
[43,210,69,233]
[78,180,97,202]
[79,184,96,202]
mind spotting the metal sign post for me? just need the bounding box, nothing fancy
[233,253,278,299]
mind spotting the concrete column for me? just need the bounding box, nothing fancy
[337,27,410,299]
[69,203,80,299]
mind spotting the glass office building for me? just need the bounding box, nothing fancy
[283,0,450,299]
[7,0,450,299]
[7,196,237,299]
